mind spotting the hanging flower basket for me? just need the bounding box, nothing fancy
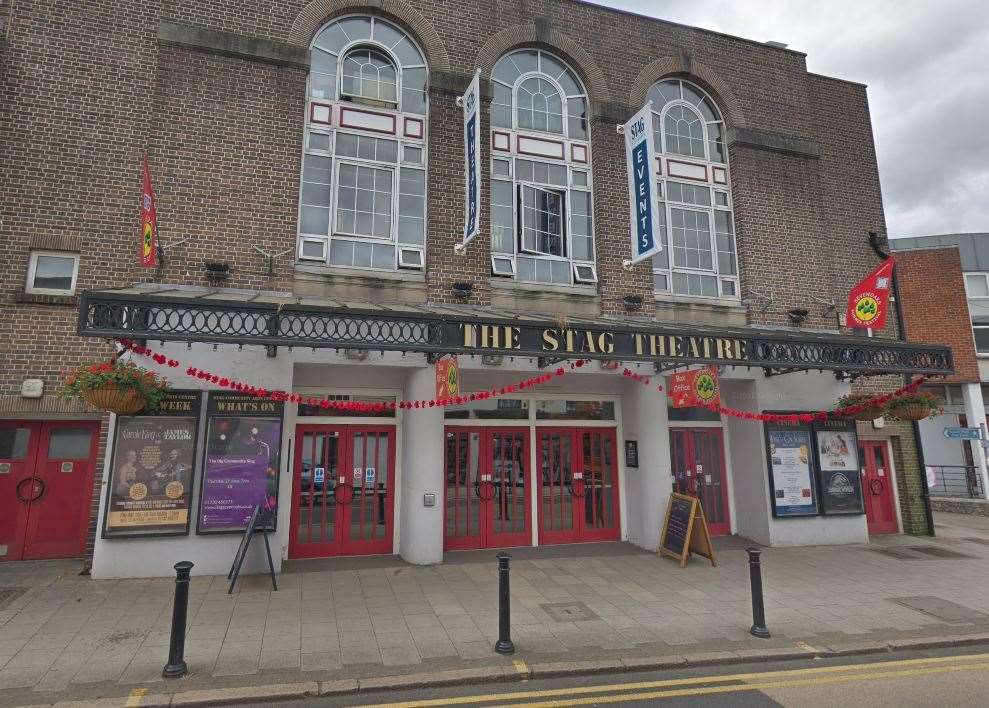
[835,393,887,421]
[81,385,148,415]
[887,392,940,421]
[61,360,169,415]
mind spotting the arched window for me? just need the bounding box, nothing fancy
[297,15,428,272]
[489,49,595,286]
[648,79,738,300]
[341,48,398,104]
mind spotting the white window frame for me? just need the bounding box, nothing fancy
[26,250,79,295]
[964,273,989,299]
[517,183,567,257]
[974,325,989,355]
[489,49,595,287]
[650,79,739,301]
[299,14,429,274]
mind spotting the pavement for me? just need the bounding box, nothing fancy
[2,512,989,707]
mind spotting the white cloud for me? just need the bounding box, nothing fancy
[591,0,989,237]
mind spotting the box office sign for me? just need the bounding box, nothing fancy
[198,394,283,534]
[103,391,201,538]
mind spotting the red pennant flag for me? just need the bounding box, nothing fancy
[140,154,159,268]
[846,258,894,329]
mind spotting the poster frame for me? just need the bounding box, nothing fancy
[101,390,202,540]
[763,419,819,518]
[196,393,284,536]
[815,418,865,515]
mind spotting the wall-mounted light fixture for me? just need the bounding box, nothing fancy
[623,294,644,311]
[452,282,473,299]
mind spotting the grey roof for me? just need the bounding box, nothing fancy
[890,233,989,272]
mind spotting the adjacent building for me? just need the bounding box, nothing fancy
[0,0,953,577]
[891,234,989,506]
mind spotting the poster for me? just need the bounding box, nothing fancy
[819,468,865,514]
[198,394,283,533]
[103,391,200,538]
[767,428,818,517]
[435,356,460,399]
[668,367,720,408]
[817,431,858,471]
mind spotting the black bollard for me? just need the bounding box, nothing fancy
[746,548,770,638]
[494,553,515,655]
[163,561,195,678]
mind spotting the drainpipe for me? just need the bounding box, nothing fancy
[870,232,935,536]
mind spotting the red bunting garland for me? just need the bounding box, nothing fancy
[118,339,588,413]
[118,338,929,421]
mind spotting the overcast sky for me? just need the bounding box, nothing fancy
[593,0,989,239]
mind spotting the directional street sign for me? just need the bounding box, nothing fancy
[942,427,983,440]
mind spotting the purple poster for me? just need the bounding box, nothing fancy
[198,394,283,533]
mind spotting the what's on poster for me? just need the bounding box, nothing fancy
[767,428,817,516]
[198,394,283,533]
[103,391,200,538]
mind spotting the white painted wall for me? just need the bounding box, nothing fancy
[398,367,444,564]
[918,411,967,467]
[755,371,867,546]
[721,379,772,544]
[91,343,292,579]
[620,378,673,550]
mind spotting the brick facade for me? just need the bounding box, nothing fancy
[0,0,933,553]
[895,247,979,384]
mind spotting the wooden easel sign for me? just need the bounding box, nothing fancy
[659,492,717,568]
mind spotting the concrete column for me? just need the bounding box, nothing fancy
[399,367,444,564]
[621,378,672,550]
[961,383,989,498]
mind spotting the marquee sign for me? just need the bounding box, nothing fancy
[77,289,954,376]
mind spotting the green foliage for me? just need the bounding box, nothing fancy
[60,360,169,410]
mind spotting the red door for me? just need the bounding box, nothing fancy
[1,421,99,561]
[670,428,731,536]
[290,425,395,558]
[444,427,530,550]
[860,440,898,535]
[537,427,620,545]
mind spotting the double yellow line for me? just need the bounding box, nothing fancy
[357,653,989,707]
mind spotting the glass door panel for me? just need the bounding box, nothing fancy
[488,429,529,547]
[444,429,482,549]
[295,430,338,548]
[577,429,619,541]
[538,429,576,544]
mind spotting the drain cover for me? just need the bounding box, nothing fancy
[891,596,988,623]
[540,601,599,623]
[0,587,27,611]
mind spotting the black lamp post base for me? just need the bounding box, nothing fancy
[495,639,516,655]
[162,661,188,678]
[750,625,771,639]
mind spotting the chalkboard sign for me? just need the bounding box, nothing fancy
[659,492,716,568]
[227,504,278,594]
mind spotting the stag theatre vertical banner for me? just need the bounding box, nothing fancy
[198,393,283,533]
[457,69,482,251]
[621,101,662,265]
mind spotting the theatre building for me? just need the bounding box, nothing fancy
[0,0,952,576]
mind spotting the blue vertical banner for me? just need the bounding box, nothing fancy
[620,102,662,265]
[457,70,482,251]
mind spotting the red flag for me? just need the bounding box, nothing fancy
[140,154,159,268]
[668,367,720,408]
[846,259,894,329]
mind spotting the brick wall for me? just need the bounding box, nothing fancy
[1,0,928,552]
[895,247,978,384]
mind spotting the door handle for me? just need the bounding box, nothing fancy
[16,477,45,503]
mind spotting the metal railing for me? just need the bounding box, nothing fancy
[927,465,985,499]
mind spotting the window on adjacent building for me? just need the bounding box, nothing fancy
[26,251,79,295]
[489,49,594,286]
[974,325,989,354]
[298,15,428,273]
[965,273,989,298]
[648,79,738,300]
